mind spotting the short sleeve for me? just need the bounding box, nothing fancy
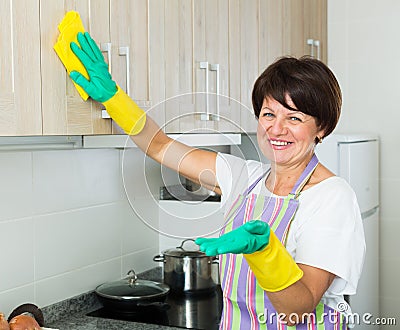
[216,152,267,214]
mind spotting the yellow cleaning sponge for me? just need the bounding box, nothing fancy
[54,11,89,100]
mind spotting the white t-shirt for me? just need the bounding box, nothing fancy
[216,152,366,315]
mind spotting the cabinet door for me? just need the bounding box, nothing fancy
[304,0,327,63]
[239,0,286,134]
[110,0,162,134]
[283,0,327,63]
[192,0,240,134]
[163,0,195,134]
[40,0,112,135]
[237,0,259,133]
[148,0,166,129]
[164,0,241,134]
[0,0,42,136]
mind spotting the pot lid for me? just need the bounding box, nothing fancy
[163,239,208,258]
[95,270,170,301]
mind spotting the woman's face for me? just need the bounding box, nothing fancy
[257,96,323,167]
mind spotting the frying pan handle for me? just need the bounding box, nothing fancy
[7,303,45,326]
[136,301,170,310]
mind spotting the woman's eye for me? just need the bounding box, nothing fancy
[290,116,302,122]
[262,112,274,118]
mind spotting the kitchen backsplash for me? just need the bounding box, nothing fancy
[0,147,163,316]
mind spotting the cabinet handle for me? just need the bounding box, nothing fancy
[100,43,112,119]
[100,42,112,73]
[313,40,321,60]
[119,46,130,97]
[210,63,220,121]
[199,61,211,121]
[307,39,314,58]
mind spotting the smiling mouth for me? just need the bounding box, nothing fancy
[269,140,292,146]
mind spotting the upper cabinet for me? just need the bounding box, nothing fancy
[160,0,241,134]
[283,0,327,63]
[159,0,289,135]
[0,0,327,137]
[109,0,162,132]
[41,0,112,135]
[0,0,42,136]
[42,0,156,135]
[239,0,287,133]
[155,0,327,135]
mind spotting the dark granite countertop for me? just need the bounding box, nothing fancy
[45,309,182,330]
[41,268,182,330]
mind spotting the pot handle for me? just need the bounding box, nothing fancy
[126,269,138,286]
[177,238,197,251]
[153,254,165,262]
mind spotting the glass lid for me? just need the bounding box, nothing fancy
[96,270,170,300]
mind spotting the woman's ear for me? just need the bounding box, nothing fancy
[315,128,326,144]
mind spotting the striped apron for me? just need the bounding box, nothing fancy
[219,154,347,330]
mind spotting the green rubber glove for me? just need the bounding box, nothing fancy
[195,220,270,256]
[70,32,117,102]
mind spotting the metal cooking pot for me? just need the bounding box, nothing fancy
[95,269,170,313]
[153,239,219,293]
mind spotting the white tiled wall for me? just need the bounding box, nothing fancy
[328,0,400,322]
[0,147,162,316]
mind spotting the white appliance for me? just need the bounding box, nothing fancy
[316,133,379,329]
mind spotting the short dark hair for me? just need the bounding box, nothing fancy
[251,56,342,140]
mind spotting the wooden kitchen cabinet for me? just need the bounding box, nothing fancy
[0,0,42,136]
[161,0,240,134]
[40,0,112,135]
[160,0,286,135]
[241,0,328,133]
[239,0,287,133]
[0,0,327,137]
[159,0,306,135]
[41,0,156,135]
[110,0,166,132]
[0,0,155,136]
[283,0,327,63]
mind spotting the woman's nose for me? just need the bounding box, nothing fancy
[267,117,286,134]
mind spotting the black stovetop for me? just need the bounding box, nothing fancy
[87,287,223,329]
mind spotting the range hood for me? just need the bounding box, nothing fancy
[0,136,82,151]
[83,133,241,148]
[0,133,241,151]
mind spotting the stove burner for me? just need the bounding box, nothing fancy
[87,286,222,329]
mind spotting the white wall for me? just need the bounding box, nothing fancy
[328,0,400,321]
[0,147,162,316]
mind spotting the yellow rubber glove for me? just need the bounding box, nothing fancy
[102,86,146,135]
[54,11,89,100]
[244,230,303,292]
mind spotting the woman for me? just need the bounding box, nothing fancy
[67,32,365,329]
